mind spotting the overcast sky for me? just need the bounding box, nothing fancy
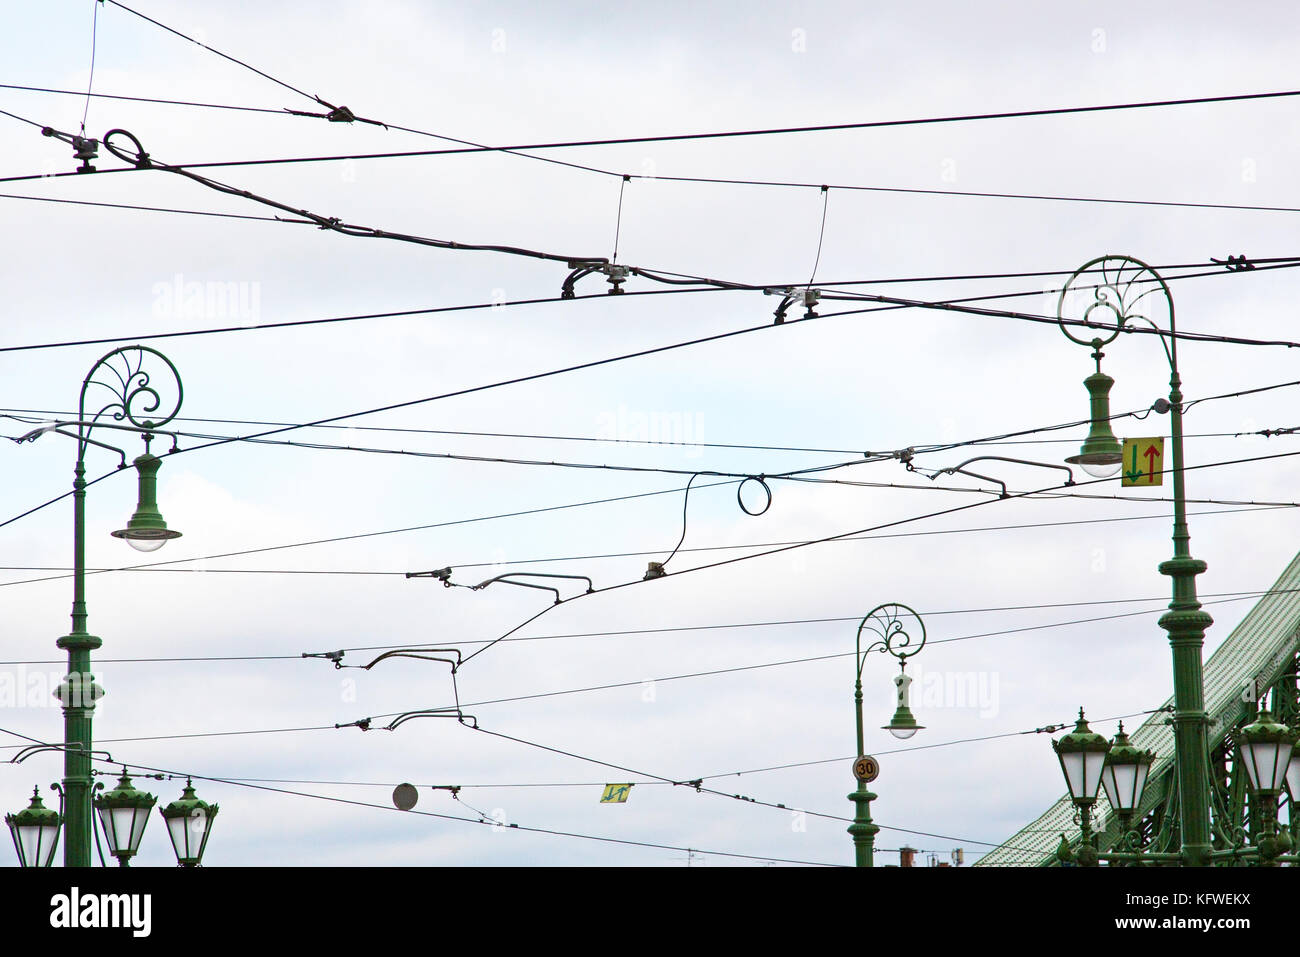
[2,1,1299,867]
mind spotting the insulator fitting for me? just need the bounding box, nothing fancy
[40,126,99,173]
[72,136,99,172]
[604,264,630,294]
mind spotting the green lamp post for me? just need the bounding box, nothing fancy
[159,779,219,867]
[5,787,62,868]
[12,346,184,867]
[1056,256,1216,866]
[849,603,927,867]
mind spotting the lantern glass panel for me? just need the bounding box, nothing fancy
[1242,739,1293,794]
[12,821,59,867]
[1102,763,1140,812]
[1285,750,1300,801]
[99,805,150,856]
[165,808,212,863]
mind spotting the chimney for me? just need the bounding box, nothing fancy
[900,846,917,867]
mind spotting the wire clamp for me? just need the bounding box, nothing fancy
[560,260,610,299]
[406,567,453,584]
[800,287,820,318]
[767,287,795,323]
[302,649,346,668]
[41,126,99,173]
[1211,254,1254,272]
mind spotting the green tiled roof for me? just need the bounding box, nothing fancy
[976,550,1300,866]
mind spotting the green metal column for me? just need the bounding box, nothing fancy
[56,462,101,868]
[848,678,877,867]
[1158,370,1214,866]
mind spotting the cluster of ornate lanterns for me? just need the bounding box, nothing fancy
[7,773,219,869]
[1052,706,1298,865]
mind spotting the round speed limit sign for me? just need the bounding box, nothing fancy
[853,755,879,783]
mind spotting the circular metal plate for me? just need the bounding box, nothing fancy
[853,755,879,783]
[392,782,419,811]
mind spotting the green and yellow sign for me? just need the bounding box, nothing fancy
[1122,437,1165,487]
[600,784,633,804]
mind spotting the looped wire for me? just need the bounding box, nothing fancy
[659,473,773,573]
[736,475,772,516]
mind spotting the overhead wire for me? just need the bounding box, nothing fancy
[0,502,1291,585]
[692,709,1165,783]
[1,583,1294,666]
[0,725,840,866]
[4,370,1299,577]
[96,126,616,268]
[5,275,1295,509]
[460,723,1034,850]
[14,26,1300,226]
[627,171,1300,217]
[0,286,732,355]
[0,476,746,582]
[133,369,1300,475]
[0,187,1293,352]
[8,90,1300,217]
[132,774,843,867]
[339,593,1267,715]
[80,0,101,135]
[0,124,1295,360]
[2,504,1289,587]
[0,82,302,116]
[102,0,322,105]
[808,185,829,286]
[11,100,1300,357]
[2,400,1293,456]
[450,435,1300,668]
[52,89,1300,170]
[98,0,621,179]
[0,189,313,222]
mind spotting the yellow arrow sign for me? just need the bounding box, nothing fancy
[600,784,633,804]
[1121,437,1165,487]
